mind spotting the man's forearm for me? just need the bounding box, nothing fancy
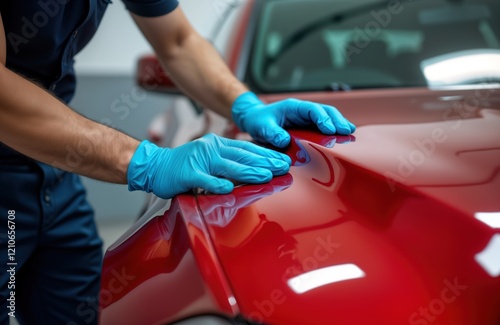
[0,65,139,183]
[131,9,247,120]
[158,31,248,119]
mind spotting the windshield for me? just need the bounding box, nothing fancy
[246,0,500,93]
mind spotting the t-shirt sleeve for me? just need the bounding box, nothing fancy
[122,0,179,17]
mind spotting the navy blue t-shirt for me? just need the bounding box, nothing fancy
[0,0,178,103]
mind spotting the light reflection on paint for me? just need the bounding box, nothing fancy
[422,50,500,86]
[287,263,365,294]
[475,212,500,229]
[475,234,500,277]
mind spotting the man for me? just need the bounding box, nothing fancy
[0,0,355,324]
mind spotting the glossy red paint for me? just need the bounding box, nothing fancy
[104,0,500,323]
[99,197,238,325]
[197,116,500,324]
[100,93,500,324]
[261,86,500,126]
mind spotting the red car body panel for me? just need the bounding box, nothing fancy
[100,90,500,324]
[100,1,500,324]
[197,119,500,325]
[100,197,239,325]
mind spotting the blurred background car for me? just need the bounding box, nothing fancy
[100,0,500,324]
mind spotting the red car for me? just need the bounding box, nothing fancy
[100,0,500,324]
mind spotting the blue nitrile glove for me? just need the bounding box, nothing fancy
[127,133,292,199]
[232,92,356,148]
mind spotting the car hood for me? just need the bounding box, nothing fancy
[195,87,500,325]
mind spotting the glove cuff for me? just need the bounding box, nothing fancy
[231,91,264,132]
[127,140,163,193]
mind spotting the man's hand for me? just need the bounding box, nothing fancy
[232,92,356,148]
[127,133,291,199]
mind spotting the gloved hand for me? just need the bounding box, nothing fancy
[127,133,291,199]
[232,92,356,148]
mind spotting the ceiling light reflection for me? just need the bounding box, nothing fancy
[421,49,500,86]
[228,296,237,306]
[287,263,365,294]
[475,212,500,229]
[475,234,500,277]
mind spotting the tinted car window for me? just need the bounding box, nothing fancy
[247,0,500,92]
